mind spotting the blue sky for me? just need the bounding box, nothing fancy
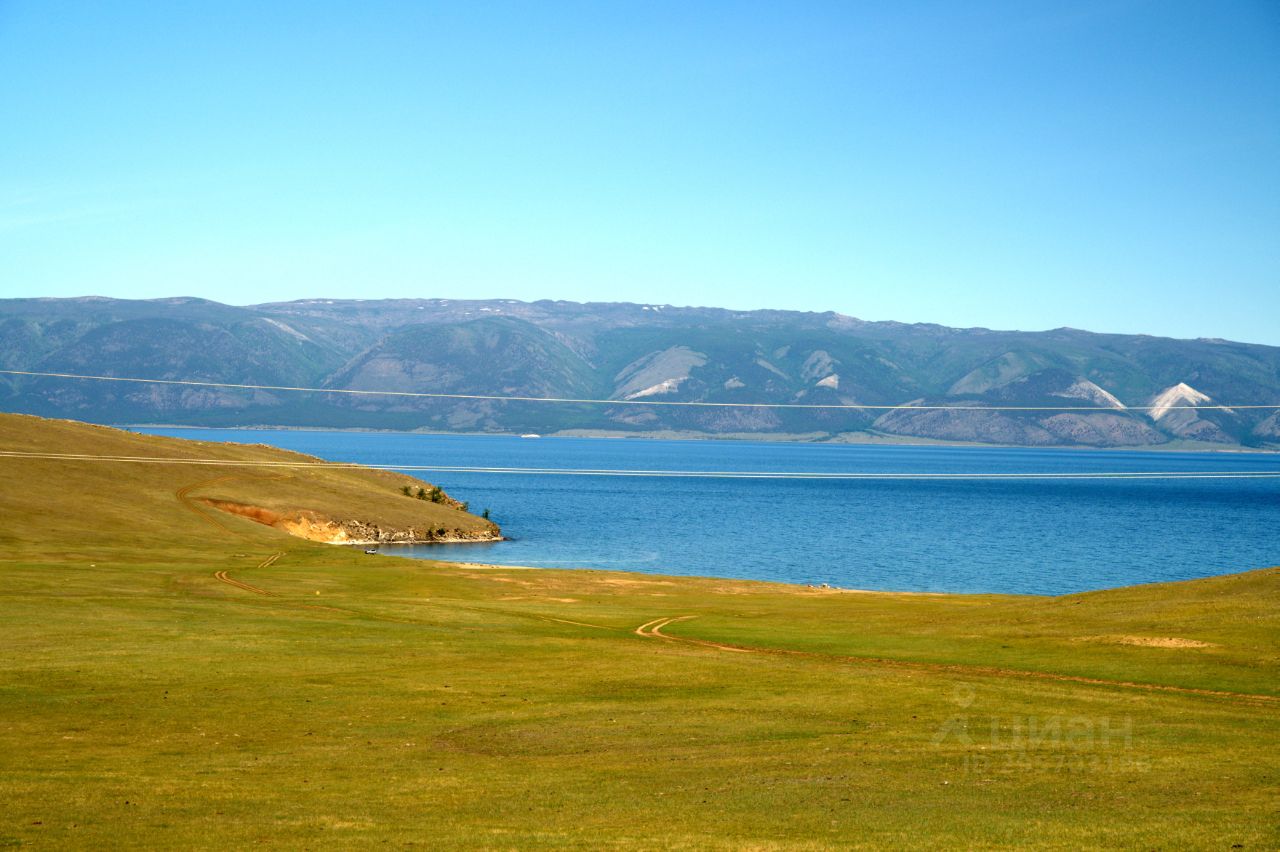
[1,1,1277,343]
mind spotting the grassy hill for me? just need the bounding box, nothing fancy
[0,414,1276,848]
[0,413,499,547]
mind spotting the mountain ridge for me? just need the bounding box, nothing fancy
[3,296,1278,448]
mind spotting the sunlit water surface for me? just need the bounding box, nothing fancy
[134,428,1280,595]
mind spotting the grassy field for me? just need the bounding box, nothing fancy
[0,414,1277,848]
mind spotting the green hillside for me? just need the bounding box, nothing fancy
[0,414,1276,847]
[0,413,499,547]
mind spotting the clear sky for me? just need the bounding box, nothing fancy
[1,1,1277,343]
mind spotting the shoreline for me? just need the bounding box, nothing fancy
[123,422,1280,454]
[346,534,505,547]
[408,556,1279,600]
[423,556,994,595]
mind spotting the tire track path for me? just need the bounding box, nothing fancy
[213,552,285,597]
[636,615,1280,706]
[174,473,294,600]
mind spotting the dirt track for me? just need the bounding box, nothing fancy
[175,475,247,537]
[174,474,294,600]
[213,552,284,596]
[634,615,1280,705]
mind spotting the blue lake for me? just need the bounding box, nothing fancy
[133,428,1280,595]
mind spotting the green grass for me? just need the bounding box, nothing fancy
[0,413,496,542]
[0,414,1277,849]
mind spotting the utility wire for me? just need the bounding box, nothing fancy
[2,369,1277,412]
[1,450,1277,480]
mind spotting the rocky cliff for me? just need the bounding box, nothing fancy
[202,499,503,545]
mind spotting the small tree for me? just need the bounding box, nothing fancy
[481,508,490,520]
[416,487,428,501]
[429,486,445,503]
[401,485,412,497]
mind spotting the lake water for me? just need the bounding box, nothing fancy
[133,428,1280,595]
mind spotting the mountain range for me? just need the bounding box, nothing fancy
[2,296,1278,448]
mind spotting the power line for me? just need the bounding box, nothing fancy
[2,368,1277,412]
[1,450,1278,480]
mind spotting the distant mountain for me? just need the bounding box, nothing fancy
[2,296,1278,448]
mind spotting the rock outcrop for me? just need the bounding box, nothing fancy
[202,499,503,545]
[1144,383,1237,443]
